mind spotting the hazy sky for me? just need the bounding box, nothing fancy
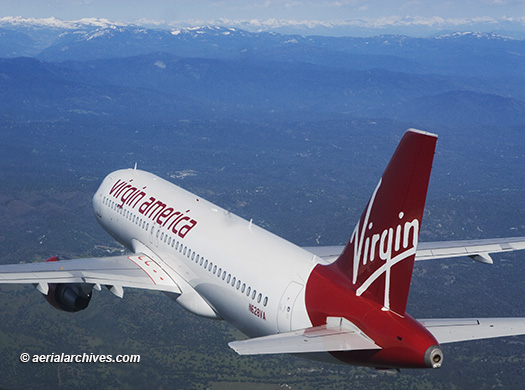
[1,0,524,24]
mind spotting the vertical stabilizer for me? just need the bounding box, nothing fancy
[332,129,437,316]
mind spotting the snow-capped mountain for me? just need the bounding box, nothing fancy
[0,16,523,128]
[0,16,128,30]
[136,15,525,38]
[1,17,522,69]
[1,16,523,58]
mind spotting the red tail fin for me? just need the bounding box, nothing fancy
[331,129,437,316]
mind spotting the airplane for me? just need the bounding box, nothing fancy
[1,128,524,370]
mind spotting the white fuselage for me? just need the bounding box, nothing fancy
[92,169,321,338]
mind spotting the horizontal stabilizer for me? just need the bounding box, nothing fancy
[229,317,380,355]
[419,318,525,344]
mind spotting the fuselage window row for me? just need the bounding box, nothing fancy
[104,197,149,231]
[102,196,268,307]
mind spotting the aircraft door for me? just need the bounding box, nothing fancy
[277,281,304,333]
[93,192,102,218]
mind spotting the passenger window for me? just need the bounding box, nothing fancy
[227,274,231,283]
[183,246,187,255]
[217,268,221,277]
[161,232,164,240]
[241,283,246,293]
[257,293,262,303]
[204,260,208,268]
[236,280,241,290]
[200,257,204,266]
[222,272,226,281]
[195,254,199,263]
[263,297,268,307]
[246,287,251,296]
[252,290,256,300]
[231,277,236,286]
[208,262,212,271]
[187,249,191,258]
[191,252,195,260]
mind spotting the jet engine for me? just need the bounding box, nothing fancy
[40,256,93,312]
[44,283,93,312]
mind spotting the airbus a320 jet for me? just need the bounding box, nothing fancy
[1,129,524,369]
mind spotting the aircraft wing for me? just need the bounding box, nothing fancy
[419,318,525,344]
[302,246,344,264]
[229,317,380,355]
[303,236,525,264]
[415,237,525,263]
[0,254,181,296]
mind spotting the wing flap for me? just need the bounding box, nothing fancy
[419,318,525,344]
[0,254,181,293]
[229,317,380,355]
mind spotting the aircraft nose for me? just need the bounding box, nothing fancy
[424,345,443,368]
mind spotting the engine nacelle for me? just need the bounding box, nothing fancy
[44,283,93,312]
[42,256,93,312]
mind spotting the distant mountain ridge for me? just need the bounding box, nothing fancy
[0,16,523,60]
[0,17,523,128]
[2,15,524,38]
